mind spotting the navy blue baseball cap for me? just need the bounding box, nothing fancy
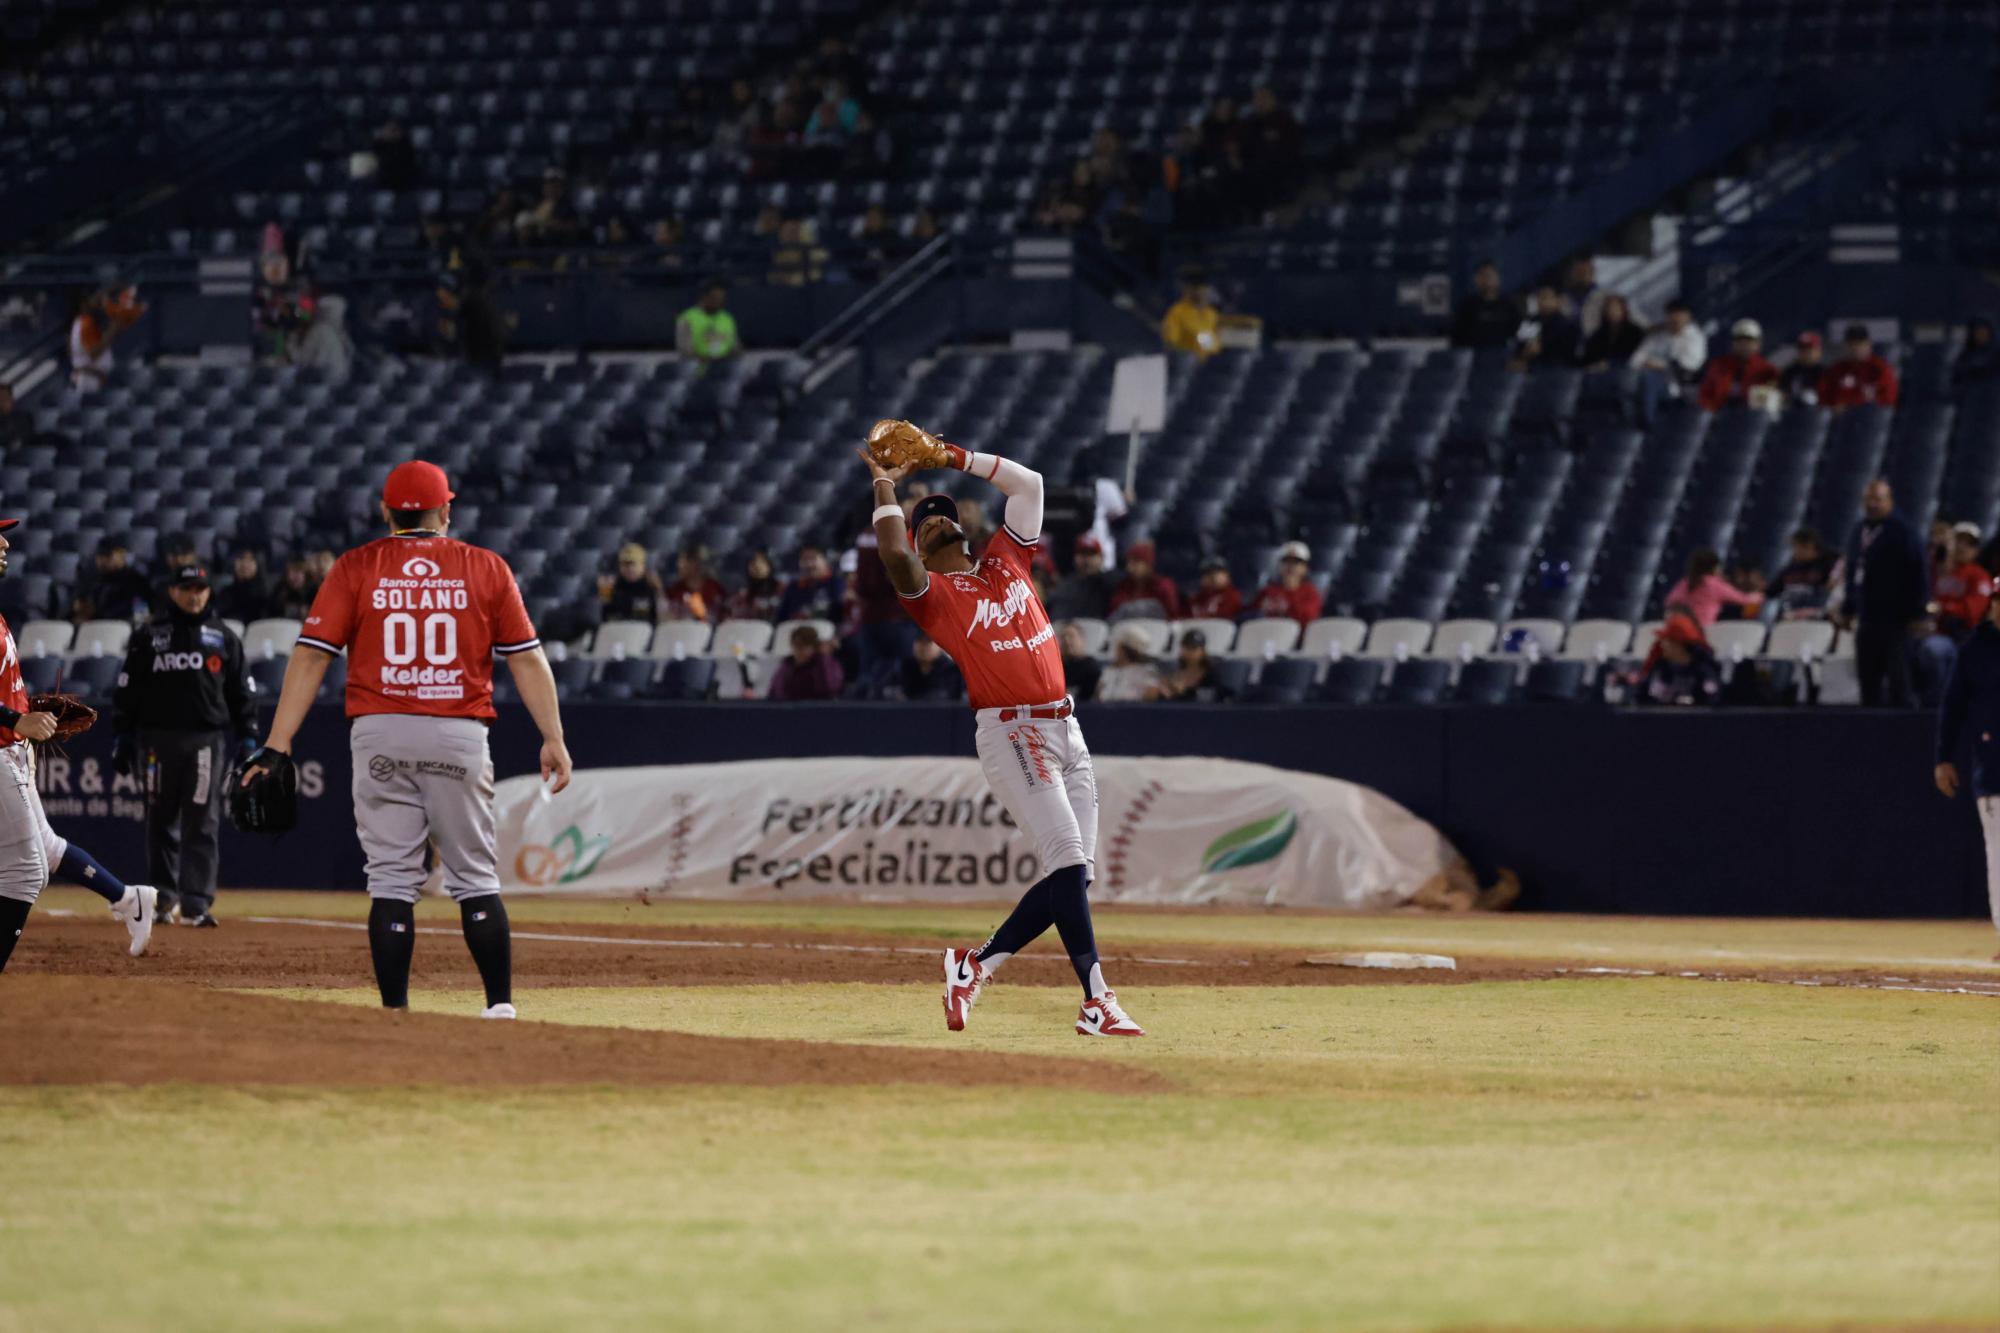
[909,493,959,532]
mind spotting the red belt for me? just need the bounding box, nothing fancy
[996,699,1072,722]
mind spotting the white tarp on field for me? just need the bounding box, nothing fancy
[494,756,1462,909]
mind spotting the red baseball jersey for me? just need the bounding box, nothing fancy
[902,529,1067,710]
[0,613,29,747]
[298,533,539,719]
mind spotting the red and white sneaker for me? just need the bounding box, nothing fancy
[1076,990,1144,1037]
[942,948,986,1032]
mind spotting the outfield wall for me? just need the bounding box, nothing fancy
[36,704,1985,917]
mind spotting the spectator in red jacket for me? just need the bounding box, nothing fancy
[661,544,726,622]
[1936,525,1995,639]
[1696,318,1778,411]
[1109,539,1182,618]
[1185,555,1243,620]
[1818,324,1899,409]
[1249,541,1323,625]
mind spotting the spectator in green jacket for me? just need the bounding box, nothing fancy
[677,282,740,367]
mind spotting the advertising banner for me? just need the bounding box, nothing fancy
[495,756,1463,908]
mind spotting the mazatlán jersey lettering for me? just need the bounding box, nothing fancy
[901,529,1067,710]
[297,535,539,719]
[0,614,26,747]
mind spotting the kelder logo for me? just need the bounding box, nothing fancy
[515,825,613,886]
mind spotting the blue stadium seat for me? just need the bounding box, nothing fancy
[1317,657,1384,705]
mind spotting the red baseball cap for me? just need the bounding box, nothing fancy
[1797,331,1822,349]
[383,460,454,511]
[0,518,19,532]
[1075,534,1103,554]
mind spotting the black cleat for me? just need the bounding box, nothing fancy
[180,912,219,929]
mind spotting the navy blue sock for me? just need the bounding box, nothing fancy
[56,845,126,905]
[0,896,29,971]
[1042,863,1099,997]
[458,894,511,1007]
[976,880,1053,963]
[368,899,416,1008]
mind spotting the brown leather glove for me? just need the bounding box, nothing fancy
[865,419,960,472]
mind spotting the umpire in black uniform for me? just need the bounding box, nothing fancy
[112,564,254,927]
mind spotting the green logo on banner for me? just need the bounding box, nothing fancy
[1199,810,1298,873]
[515,825,613,886]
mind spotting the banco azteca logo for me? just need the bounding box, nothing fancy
[402,556,442,578]
[367,755,398,781]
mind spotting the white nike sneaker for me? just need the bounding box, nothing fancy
[1076,990,1144,1037]
[942,948,986,1032]
[114,885,158,957]
[480,1003,518,1020]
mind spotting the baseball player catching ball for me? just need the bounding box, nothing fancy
[0,516,159,970]
[241,462,572,1017]
[859,421,1143,1036]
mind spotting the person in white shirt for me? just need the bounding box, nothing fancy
[1630,297,1708,423]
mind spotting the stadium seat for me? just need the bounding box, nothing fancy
[1454,658,1519,705]
[1560,619,1633,661]
[1501,618,1565,657]
[1633,619,1665,660]
[1174,618,1238,653]
[590,621,655,660]
[20,655,63,695]
[243,617,302,659]
[1363,618,1433,659]
[66,656,123,700]
[1317,656,1385,704]
[1524,659,1589,704]
[17,619,73,658]
[1767,620,1836,661]
[1248,657,1317,704]
[551,656,596,699]
[1384,658,1453,705]
[594,657,656,698]
[71,620,132,660]
[1065,618,1110,656]
[1299,617,1368,659]
[649,622,714,659]
[712,619,776,658]
[249,657,288,697]
[1231,618,1303,659]
[1430,618,1498,661]
[654,656,717,701]
[1112,618,1172,657]
[1706,622,1768,662]
[1207,657,1256,699]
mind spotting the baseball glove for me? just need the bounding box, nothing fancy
[866,418,959,472]
[26,693,97,744]
[229,747,299,834]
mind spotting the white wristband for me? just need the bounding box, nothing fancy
[872,504,903,525]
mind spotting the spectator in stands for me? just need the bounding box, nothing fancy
[727,549,785,622]
[1096,624,1163,701]
[1249,542,1322,625]
[293,294,353,377]
[855,205,897,280]
[1918,524,1995,704]
[768,624,844,701]
[306,549,337,586]
[72,538,151,623]
[1104,196,1160,276]
[1933,590,2000,955]
[156,533,200,600]
[270,559,319,621]
[804,81,858,145]
[650,217,686,270]
[1059,622,1103,702]
[1450,261,1518,351]
[214,549,271,624]
[1630,298,1707,422]
[909,209,941,247]
[598,543,663,624]
[896,635,964,702]
[1516,285,1581,371]
[1564,256,1607,338]
[777,546,844,624]
[1841,479,1929,706]
[677,282,740,368]
[1696,319,1779,412]
[1579,294,1644,370]
[845,110,896,177]
[516,168,580,247]
[1036,160,1102,232]
[1161,274,1222,357]
[1769,527,1837,619]
[661,545,725,622]
[1243,86,1301,207]
[1636,607,1722,706]
[1662,548,1762,626]
[1779,331,1825,408]
[370,118,419,190]
[0,385,34,453]
[1109,540,1182,618]
[1952,316,1998,392]
[1819,324,1899,410]
[69,286,145,393]
[1187,556,1243,621]
[849,516,916,686]
[1047,536,1117,621]
[253,244,303,365]
[1148,629,1235,702]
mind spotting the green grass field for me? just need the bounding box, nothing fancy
[3,893,1996,1332]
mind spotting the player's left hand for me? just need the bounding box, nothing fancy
[855,447,910,485]
[540,737,573,795]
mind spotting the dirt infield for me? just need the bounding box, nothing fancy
[12,914,2000,994]
[0,975,1166,1092]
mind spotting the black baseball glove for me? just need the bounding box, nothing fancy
[229,746,299,834]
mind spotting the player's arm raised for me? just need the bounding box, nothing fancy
[856,449,929,596]
[956,447,1043,544]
